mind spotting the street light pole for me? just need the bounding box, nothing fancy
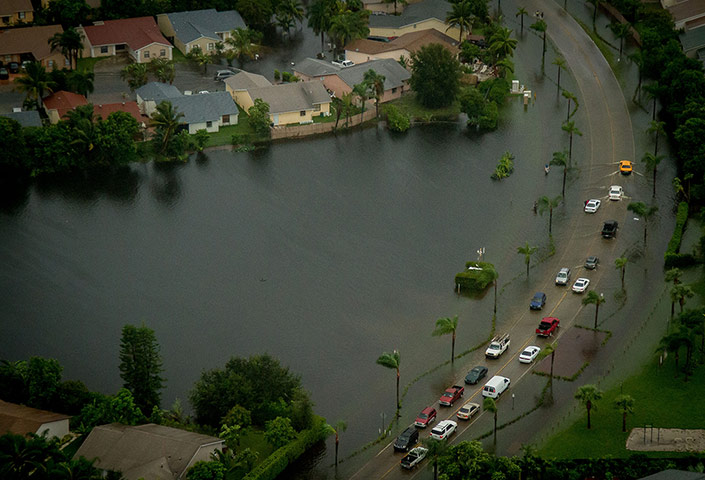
[512,393,515,410]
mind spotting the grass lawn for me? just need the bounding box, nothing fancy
[76,57,103,73]
[239,429,274,464]
[384,93,460,121]
[540,353,705,458]
[203,107,261,147]
[172,48,188,64]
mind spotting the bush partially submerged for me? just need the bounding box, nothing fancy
[455,261,497,293]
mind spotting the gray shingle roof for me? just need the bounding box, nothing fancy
[224,71,271,90]
[135,82,182,102]
[369,0,451,29]
[336,58,410,90]
[639,470,705,480]
[170,91,239,124]
[165,9,246,44]
[680,26,705,53]
[293,58,342,77]
[248,81,330,114]
[74,423,223,480]
[0,111,42,127]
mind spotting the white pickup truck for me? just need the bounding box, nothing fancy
[485,333,510,358]
[332,59,354,68]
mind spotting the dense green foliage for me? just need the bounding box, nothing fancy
[455,261,497,292]
[187,460,227,480]
[410,44,462,109]
[248,99,272,138]
[264,417,297,448]
[664,202,690,266]
[491,151,514,179]
[384,105,411,132]
[189,354,313,430]
[119,324,165,415]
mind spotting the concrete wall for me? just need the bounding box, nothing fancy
[34,419,69,440]
[135,43,172,63]
[271,108,375,139]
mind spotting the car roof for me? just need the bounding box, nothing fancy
[420,406,434,414]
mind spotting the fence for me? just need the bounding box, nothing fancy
[270,109,376,140]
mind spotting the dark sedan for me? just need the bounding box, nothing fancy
[530,292,546,310]
[464,365,488,385]
[8,62,19,74]
[0,68,8,80]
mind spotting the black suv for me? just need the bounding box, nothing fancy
[601,220,618,238]
[393,426,419,452]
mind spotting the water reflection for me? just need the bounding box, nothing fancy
[0,176,30,215]
[32,167,141,206]
[151,162,184,207]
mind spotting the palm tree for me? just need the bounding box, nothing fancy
[65,105,98,159]
[614,394,634,432]
[120,63,148,91]
[329,420,347,468]
[276,0,304,35]
[489,27,517,62]
[516,7,528,34]
[671,284,694,315]
[517,242,538,278]
[628,49,645,102]
[446,1,474,43]
[363,69,385,119]
[643,82,662,121]
[562,120,582,162]
[14,62,56,110]
[552,56,566,91]
[376,350,401,411]
[67,70,94,97]
[341,91,354,127]
[422,438,450,480]
[483,397,499,444]
[495,58,514,78]
[150,101,184,156]
[642,152,664,198]
[550,150,569,196]
[586,0,599,29]
[575,384,602,429]
[582,291,605,329]
[530,19,547,65]
[608,22,631,61]
[542,343,557,399]
[432,315,459,364]
[647,120,666,156]
[226,28,263,68]
[658,330,687,376]
[49,27,84,70]
[537,195,562,234]
[562,89,578,121]
[666,268,682,286]
[329,11,369,57]
[615,256,628,290]
[352,81,370,123]
[307,0,336,53]
[627,202,658,247]
[149,58,175,84]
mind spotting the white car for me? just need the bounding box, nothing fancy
[400,447,428,469]
[456,402,480,420]
[430,420,457,440]
[519,346,541,363]
[584,199,601,213]
[572,277,590,293]
[609,185,623,201]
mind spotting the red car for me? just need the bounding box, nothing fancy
[414,406,437,428]
[536,317,560,337]
[439,385,464,406]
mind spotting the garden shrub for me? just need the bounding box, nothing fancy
[491,151,513,179]
[664,252,697,269]
[665,201,689,255]
[386,105,410,132]
[454,261,497,293]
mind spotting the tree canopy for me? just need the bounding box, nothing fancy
[410,43,462,108]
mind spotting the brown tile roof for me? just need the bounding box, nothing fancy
[0,400,70,436]
[83,17,170,50]
[346,29,460,56]
[43,90,88,118]
[668,0,705,23]
[0,24,64,60]
[94,101,144,123]
[0,0,33,16]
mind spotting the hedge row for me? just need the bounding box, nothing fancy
[455,261,497,293]
[664,202,691,269]
[243,416,329,480]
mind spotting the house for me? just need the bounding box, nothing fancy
[639,470,705,480]
[292,58,342,83]
[368,0,461,42]
[94,101,145,125]
[0,110,42,127]
[662,0,705,30]
[135,81,182,116]
[225,75,331,126]
[0,25,67,70]
[344,29,459,65]
[680,27,705,61]
[135,82,238,133]
[297,58,410,103]
[0,400,70,439]
[78,17,172,64]
[0,0,34,26]
[157,9,246,55]
[43,90,88,124]
[74,423,224,480]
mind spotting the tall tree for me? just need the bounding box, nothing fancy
[562,120,582,162]
[574,384,602,429]
[552,56,566,91]
[537,195,562,234]
[530,19,547,65]
[14,62,56,110]
[410,43,461,108]
[422,437,450,480]
[225,28,263,68]
[483,397,498,444]
[489,27,517,62]
[352,81,370,123]
[432,315,459,364]
[582,291,605,329]
[149,58,175,85]
[665,269,683,318]
[446,1,474,43]
[586,0,599,29]
[647,120,666,156]
[119,324,165,415]
[628,48,645,102]
[329,420,346,469]
[642,151,663,198]
[376,350,401,411]
[542,343,557,399]
[120,63,148,91]
[48,27,84,70]
[67,70,94,97]
[363,69,385,119]
[517,241,537,278]
[307,0,336,53]
[550,150,569,196]
[627,202,658,247]
[276,0,304,35]
[615,256,628,290]
[614,394,634,432]
[562,89,578,121]
[515,7,528,35]
[328,10,369,57]
[608,21,631,61]
[671,284,694,314]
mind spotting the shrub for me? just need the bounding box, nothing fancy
[479,102,498,130]
[454,261,497,293]
[385,105,410,132]
[665,201,689,255]
[273,69,280,82]
[491,151,514,179]
[664,252,697,269]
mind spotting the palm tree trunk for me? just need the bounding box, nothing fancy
[587,402,592,429]
[335,436,339,466]
[451,332,455,364]
[557,66,561,91]
[621,267,625,290]
[395,370,400,411]
[566,98,571,122]
[568,133,573,161]
[549,351,555,397]
[622,412,627,432]
[644,225,648,247]
[549,207,553,234]
[562,168,566,197]
[652,168,657,198]
[493,411,497,444]
[320,32,325,53]
[594,303,599,329]
[493,280,497,314]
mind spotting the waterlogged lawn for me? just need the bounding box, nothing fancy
[540,354,705,458]
[240,429,275,464]
[384,93,460,121]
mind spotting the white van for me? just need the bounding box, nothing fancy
[482,375,510,399]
